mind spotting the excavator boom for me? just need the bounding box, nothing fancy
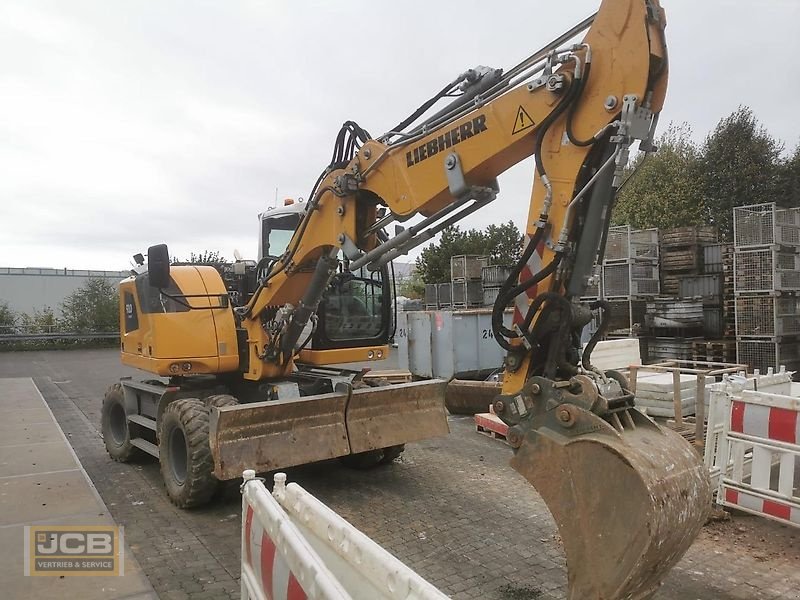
[197,1,710,597]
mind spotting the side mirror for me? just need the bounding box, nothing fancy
[147,244,171,289]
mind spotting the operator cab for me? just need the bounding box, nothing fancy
[259,202,394,351]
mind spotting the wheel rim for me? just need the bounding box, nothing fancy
[168,426,188,485]
[108,401,128,446]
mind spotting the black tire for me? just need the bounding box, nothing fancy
[381,444,405,463]
[204,394,239,409]
[158,398,217,508]
[340,449,385,469]
[101,383,141,462]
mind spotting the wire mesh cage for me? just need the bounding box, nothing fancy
[602,261,660,297]
[605,299,647,336]
[481,265,510,286]
[734,248,800,292]
[737,339,800,374]
[437,282,452,307]
[733,203,800,248]
[604,226,659,261]
[451,255,489,281]
[735,294,800,337]
[451,280,483,307]
[424,284,438,308]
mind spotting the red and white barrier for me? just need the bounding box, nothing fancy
[704,367,794,489]
[241,471,449,600]
[241,471,349,600]
[717,377,800,528]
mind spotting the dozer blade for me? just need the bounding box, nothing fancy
[209,392,350,480]
[445,379,502,415]
[346,379,450,453]
[209,379,449,480]
[510,406,710,600]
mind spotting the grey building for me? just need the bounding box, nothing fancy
[0,267,130,318]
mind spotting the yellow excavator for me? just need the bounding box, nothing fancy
[103,1,711,597]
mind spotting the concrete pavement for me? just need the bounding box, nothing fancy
[0,377,156,599]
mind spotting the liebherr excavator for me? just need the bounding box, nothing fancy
[103,1,711,597]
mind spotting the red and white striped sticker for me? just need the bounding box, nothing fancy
[513,233,546,327]
[721,486,800,527]
[730,400,800,445]
[244,505,307,600]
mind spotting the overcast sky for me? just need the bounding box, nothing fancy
[2,0,799,270]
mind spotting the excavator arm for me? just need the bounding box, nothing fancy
[221,2,710,598]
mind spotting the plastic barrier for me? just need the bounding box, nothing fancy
[241,470,449,600]
[705,367,794,489]
[716,374,800,528]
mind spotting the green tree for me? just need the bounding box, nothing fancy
[415,222,523,283]
[397,270,425,299]
[485,221,523,266]
[18,306,57,333]
[60,278,119,333]
[612,123,704,229]
[700,106,784,240]
[0,300,16,332]
[415,226,484,283]
[173,250,226,264]
[776,143,800,208]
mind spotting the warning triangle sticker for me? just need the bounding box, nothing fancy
[512,106,535,135]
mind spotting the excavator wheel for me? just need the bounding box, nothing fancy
[101,383,141,462]
[159,398,218,508]
[204,394,239,409]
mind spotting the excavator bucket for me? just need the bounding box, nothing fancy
[510,404,710,600]
[209,379,449,480]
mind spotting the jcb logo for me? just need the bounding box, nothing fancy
[25,526,123,576]
[36,532,114,555]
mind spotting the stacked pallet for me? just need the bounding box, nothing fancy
[642,298,704,362]
[701,243,736,338]
[659,226,717,296]
[733,203,800,373]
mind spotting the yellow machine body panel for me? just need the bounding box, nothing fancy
[119,266,239,377]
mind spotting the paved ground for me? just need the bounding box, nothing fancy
[1,348,799,599]
[0,377,155,599]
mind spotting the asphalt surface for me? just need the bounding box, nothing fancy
[1,348,799,599]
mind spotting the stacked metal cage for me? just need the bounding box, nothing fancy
[734,203,800,373]
[592,226,659,340]
[481,265,511,308]
[450,255,487,309]
[602,226,660,298]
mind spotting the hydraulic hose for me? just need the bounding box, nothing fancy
[582,299,611,372]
